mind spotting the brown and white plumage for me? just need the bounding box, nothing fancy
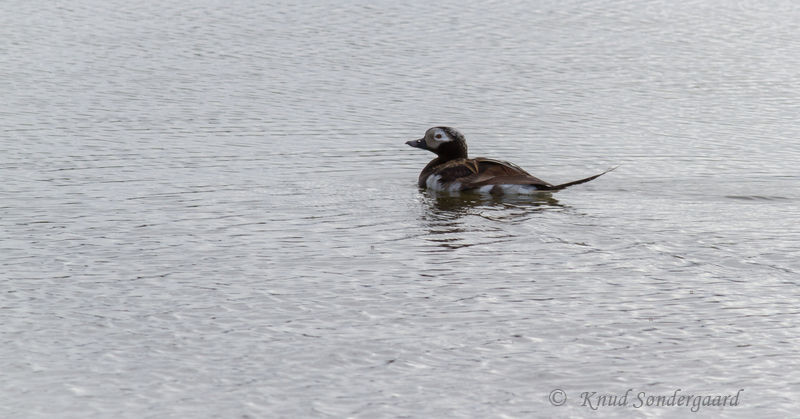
[406,127,613,194]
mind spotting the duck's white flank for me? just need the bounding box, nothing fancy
[477,184,546,194]
[425,174,461,192]
[427,177,547,194]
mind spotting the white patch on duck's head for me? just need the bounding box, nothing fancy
[424,127,459,150]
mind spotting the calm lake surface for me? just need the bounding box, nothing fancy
[2,0,799,417]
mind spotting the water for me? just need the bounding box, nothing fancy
[2,0,799,417]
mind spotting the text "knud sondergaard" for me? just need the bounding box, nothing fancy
[579,388,744,412]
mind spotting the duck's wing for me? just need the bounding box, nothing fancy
[468,159,618,191]
[465,158,555,189]
[430,158,554,190]
[430,158,615,192]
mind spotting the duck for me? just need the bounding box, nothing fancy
[406,126,614,194]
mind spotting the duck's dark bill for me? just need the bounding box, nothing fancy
[405,138,428,150]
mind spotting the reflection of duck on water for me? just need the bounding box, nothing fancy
[406,126,614,194]
[418,190,563,250]
[423,189,561,215]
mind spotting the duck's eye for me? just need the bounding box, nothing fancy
[435,134,442,139]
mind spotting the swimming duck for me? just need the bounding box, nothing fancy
[406,126,613,193]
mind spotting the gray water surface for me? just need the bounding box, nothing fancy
[2,1,800,417]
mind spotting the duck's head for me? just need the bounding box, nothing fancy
[406,126,468,159]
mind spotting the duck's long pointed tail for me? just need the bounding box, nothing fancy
[545,166,618,191]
